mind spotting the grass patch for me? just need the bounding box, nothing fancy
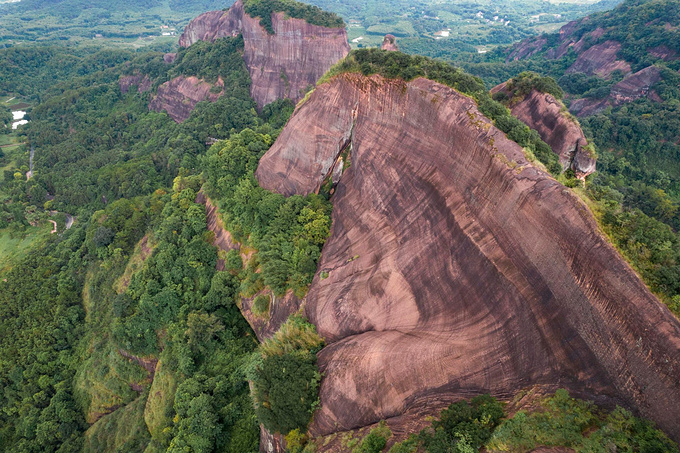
[83,394,151,452]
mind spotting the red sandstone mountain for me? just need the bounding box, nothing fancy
[255,73,680,442]
[178,0,349,109]
[491,82,596,178]
[509,21,631,79]
[570,66,663,117]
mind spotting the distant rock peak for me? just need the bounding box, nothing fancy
[381,34,398,51]
[178,0,349,109]
[492,82,596,178]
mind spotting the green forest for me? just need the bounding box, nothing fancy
[1,0,680,451]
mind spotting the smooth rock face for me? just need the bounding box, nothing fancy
[256,74,680,441]
[565,40,631,78]
[178,0,350,109]
[178,10,242,47]
[148,76,223,123]
[491,83,596,178]
[569,66,663,117]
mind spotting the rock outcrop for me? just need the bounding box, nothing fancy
[381,34,398,51]
[491,83,596,178]
[148,76,223,123]
[565,40,631,78]
[256,73,680,442]
[178,0,350,109]
[648,45,679,61]
[569,66,663,117]
[119,74,151,95]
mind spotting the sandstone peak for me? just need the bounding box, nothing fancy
[381,34,398,51]
[178,0,350,109]
[255,73,680,441]
[492,81,596,178]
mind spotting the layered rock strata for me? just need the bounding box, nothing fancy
[178,0,350,109]
[256,73,680,441]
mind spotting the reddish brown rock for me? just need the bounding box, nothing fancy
[565,40,631,78]
[648,45,679,61]
[507,36,547,61]
[119,74,151,95]
[178,0,350,109]
[148,76,224,123]
[381,34,398,51]
[256,73,680,442]
[178,10,242,47]
[569,66,663,117]
[492,82,595,178]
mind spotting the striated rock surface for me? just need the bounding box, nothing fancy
[565,40,631,78]
[148,76,223,123]
[256,73,680,441]
[119,74,151,95]
[381,34,399,51]
[491,83,596,178]
[178,0,350,109]
[569,66,663,117]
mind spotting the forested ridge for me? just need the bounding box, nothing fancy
[1,0,680,451]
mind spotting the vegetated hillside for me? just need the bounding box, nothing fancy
[458,0,680,315]
[178,0,350,109]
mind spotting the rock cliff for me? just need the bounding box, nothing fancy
[565,40,631,78]
[148,76,224,123]
[119,74,151,95]
[569,66,663,117]
[255,73,680,441]
[507,19,630,79]
[178,0,350,109]
[491,82,596,178]
[381,34,398,51]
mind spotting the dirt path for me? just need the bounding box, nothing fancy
[48,220,57,234]
[0,142,26,148]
